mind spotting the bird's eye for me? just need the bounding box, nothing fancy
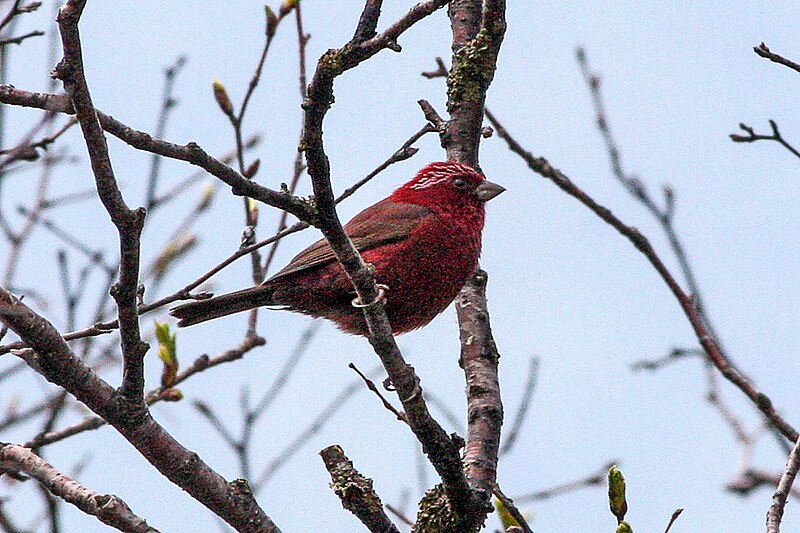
[453,177,468,189]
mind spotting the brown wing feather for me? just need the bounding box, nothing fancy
[266,200,432,282]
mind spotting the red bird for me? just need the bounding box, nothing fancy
[171,161,504,335]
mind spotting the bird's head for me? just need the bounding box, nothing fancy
[390,162,505,218]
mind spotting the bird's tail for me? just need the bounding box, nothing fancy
[170,286,276,327]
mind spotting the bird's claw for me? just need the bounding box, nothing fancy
[351,284,389,309]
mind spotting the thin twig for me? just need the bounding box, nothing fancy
[766,437,800,533]
[145,55,187,211]
[0,29,44,46]
[731,120,800,160]
[253,368,380,491]
[753,43,800,75]
[664,508,683,533]
[515,461,615,503]
[492,485,534,533]
[500,356,539,456]
[630,347,704,372]
[350,362,407,423]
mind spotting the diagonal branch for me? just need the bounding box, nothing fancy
[766,436,800,533]
[0,84,315,221]
[0,290,277,531]
[320,445,400,533]
[0,443,158,533]
[485,108,799,445]
[754,43,800,76]
[441,1,507,527]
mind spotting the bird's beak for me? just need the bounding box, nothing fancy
[474,180,506,202]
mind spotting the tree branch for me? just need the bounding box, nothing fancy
[53,0,149,404]
[754,43,800,75]
[320,445,400,533]
[0,84,315,221]
[0,443,157,533]
[443,0,506,166]
[766,437,800,533]
[0,288,279,533]
[485,108,799,444]
[300,0,481,519]
[456,270,502,498]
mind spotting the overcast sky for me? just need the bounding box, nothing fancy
[3,1,800,532]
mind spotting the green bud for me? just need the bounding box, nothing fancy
[608,465,628,523]
[279,0,297,18]
[155,321,178,388]
[212,80,234,117]
[616,521,633,533]
[494,497,520,529]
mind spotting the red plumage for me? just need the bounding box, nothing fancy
[170,161,504,335]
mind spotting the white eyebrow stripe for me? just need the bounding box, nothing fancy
[408,167,467,190]
[408,175,450,190]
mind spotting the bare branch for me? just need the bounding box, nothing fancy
[0,29,44,46]
[500,356,539,456]
[515,460,615,503]
[767,438,800,533]
[320,445,400,533]
[0,85,315,221]
[53,0,149,402]
[443,0,506,166]
[731,120,800,160]
[486,108,800,444]
[350,362,407,423]
[0,288,277,532]
[0,443,158,533]
[144,55,187,211]
[630,347,704,372]
[754,43,800,75]
[456,270,503,496]
[253,368,379,490]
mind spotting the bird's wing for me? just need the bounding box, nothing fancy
[265,200,433,283]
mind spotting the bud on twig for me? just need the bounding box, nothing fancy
[279,0,298,18]
[155,321,178,388]
[608,465,628,524]
[212,80,234,117]
[493,497,522,530]
[247,197,259,221]
[243,158,261,179]
[197,182,216,212]
[265,6,278,38]
[151,234,198,278]
[616,522,633,533]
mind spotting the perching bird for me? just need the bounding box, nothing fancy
[170,161,504,335]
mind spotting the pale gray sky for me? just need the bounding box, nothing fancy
[2,1,800,531]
